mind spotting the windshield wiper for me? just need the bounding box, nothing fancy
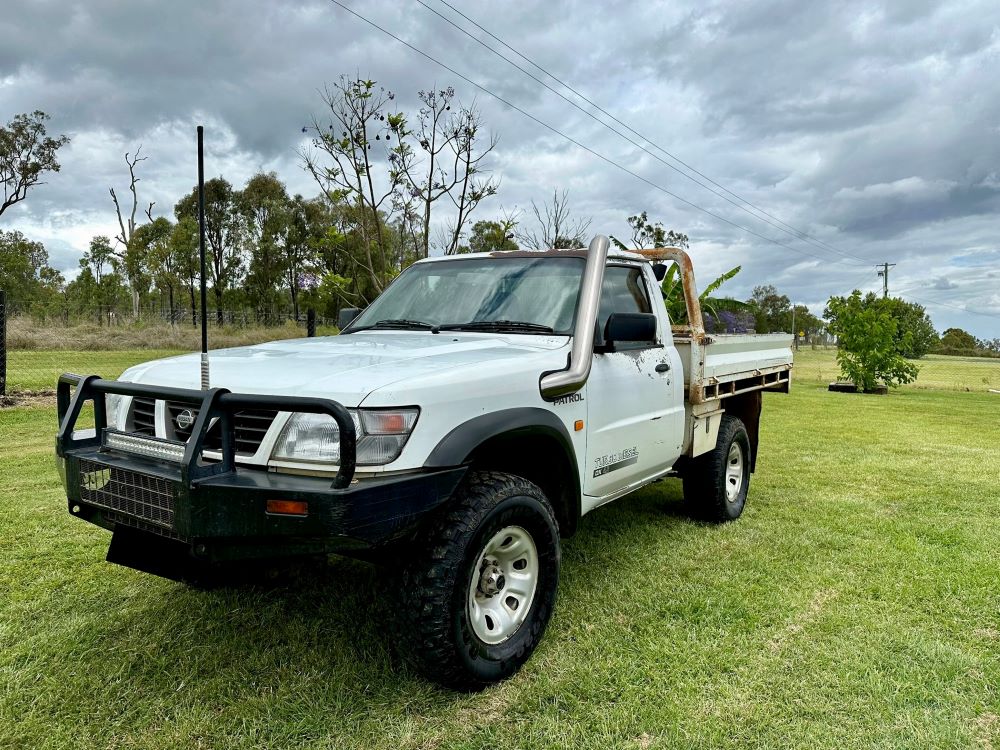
[353,318,436,331]
[438,320,555,334]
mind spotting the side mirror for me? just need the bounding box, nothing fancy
[337,307,363,330]
[603,312,657,350]
[652,263,668,281]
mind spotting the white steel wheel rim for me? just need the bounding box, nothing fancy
[725,442,744,503]
[467,525,539,645]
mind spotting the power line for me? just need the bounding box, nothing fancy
[896,291,1000,320]
[325,0,866,268]
[425,0,872,267]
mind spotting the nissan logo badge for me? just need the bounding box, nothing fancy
[175,409,196,431]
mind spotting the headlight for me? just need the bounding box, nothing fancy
[105,394,128,430]
[272,408,419,466]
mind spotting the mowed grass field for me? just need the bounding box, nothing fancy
[1,351,999,749]
[792,347,1000,392]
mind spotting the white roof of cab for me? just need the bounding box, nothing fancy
[414,247,648,264]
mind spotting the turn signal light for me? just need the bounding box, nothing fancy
[574,420,584,432]
[266,499,308,516]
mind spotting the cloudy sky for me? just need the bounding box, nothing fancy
[2,0,999,337]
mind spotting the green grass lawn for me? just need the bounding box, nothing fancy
[1,362,999,748]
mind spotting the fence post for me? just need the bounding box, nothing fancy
[307,308,316,337]
[0,290,6,397]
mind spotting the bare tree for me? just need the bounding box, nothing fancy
[391,89,499,257]
[517,189,592,250]
[0,111,70,219]
[442,103,500,254]
[109,147,154,317]
[303,77,404,296]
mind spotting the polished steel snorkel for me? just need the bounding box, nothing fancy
[539,234,609,400]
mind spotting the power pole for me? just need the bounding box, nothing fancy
[791,304,798,351]
[876,263,896,298]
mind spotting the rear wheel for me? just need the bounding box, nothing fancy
[682,414,751,522]
[396,471,560,690]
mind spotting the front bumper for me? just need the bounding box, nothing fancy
[56,374,467,573]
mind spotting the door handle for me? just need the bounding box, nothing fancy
[655,362,671,373]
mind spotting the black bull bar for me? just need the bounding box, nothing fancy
[56,373,357,488]
[55,374,466,578]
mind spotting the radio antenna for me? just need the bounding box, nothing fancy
[197,125,210,389]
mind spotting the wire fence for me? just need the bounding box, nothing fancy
[17,301,334,331]
[1,300,334,396]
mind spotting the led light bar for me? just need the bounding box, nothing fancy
[103,430,186,463]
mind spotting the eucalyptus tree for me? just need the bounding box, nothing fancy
[303,77,405,298]
[388,88,499,256]
[175,178,242,325]
[0,111,70,218]
[238,172,291,316]
[108,147,156,317]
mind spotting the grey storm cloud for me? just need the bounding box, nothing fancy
[1,0,998,336]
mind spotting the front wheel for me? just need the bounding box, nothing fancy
[682,414,751,522]
[396,471,560,690]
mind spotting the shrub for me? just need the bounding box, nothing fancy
[825,292,919,390]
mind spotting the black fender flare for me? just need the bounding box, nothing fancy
[423,407,581,530]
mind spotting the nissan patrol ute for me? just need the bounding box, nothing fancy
[55,235,793,688]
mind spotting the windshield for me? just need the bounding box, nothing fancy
[347,256,585,334]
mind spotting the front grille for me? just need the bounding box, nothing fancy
[234,409,278,454]
[131,397,156,435]
[78,458,176,529]
[129,400,278,456]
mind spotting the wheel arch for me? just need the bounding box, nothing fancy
[423,408,581,536]
[721,391,761,472]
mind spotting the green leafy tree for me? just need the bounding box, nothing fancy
[979,337,1000,354]
[29,265,67,321]
[855,294,936,358]
[748,285,792,333]
[168,217,199,326]
[175,178,242,324]
[939,327,977,349]
[66,242,130,319]
[238,172,291,316]
[791,304,824,336]
[284,195,330,319]
[0,111,70,218]
[825,291,919,390]
[465,219,518,253]
[0,229,57,310]
[303,77,405,297]
[138,217,179,320]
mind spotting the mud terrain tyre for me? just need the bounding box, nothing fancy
[397,471,560,690]
[682,414,751,522]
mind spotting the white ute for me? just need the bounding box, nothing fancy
[56,234,792,689]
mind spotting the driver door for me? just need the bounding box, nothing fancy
[583,264,684,501]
